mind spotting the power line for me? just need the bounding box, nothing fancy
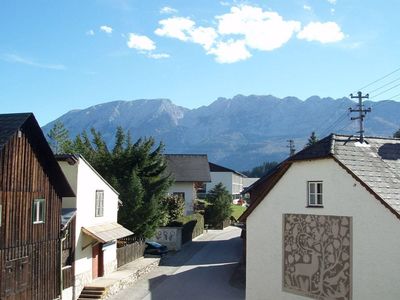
[370,82,400,99]
[368,76,400,94]
[388,92,400,100]
[319,111,350,137]
[356,66,400,93]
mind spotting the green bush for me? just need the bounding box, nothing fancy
[175,213,204,244]
[160,194,185,226]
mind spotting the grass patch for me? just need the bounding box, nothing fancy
[231,204,246,220]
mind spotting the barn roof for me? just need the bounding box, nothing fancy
[240,134,400,221]
[0,113,75,197]
[165,154,211,182]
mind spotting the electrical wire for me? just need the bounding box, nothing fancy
[367,76,400,94]
[370,82,400,99]
[319,111,350,137]
[355,66,400,93]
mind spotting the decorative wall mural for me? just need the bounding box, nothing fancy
[283,214,352,299]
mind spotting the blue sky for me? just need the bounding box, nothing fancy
[1,0,399,125]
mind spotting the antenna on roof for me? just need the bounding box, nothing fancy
[349,91,371,143]
[287,139,295,156]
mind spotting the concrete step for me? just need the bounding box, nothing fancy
[78,286,106,300]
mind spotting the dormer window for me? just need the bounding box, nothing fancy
[308,181,323,207]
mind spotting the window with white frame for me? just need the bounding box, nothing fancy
[95,190,104,217]
[308,181,323,207]
[32,199,45,224]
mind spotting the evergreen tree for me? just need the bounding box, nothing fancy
[205,183,232,227]
[47,121,72,154]
[306,131,318,148]
[242,161,278,178]
[393,128,400,138]
[69,127,173,239]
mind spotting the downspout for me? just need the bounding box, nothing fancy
[60,228,69,300]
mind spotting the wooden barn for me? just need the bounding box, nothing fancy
[0,113,75,300]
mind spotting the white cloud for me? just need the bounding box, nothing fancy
[127,33,156,51]
[100,25,113,34]
[190,26,218,50]
[155,17,195,41]
[126,33,170,60]
[148,53,170,59]
[207,39,251,63]
[327,0,337,4]
[216,5,301,51]
[297,21,345,43]
[331,8,335,14]
[153,4,346,63]
[2,53,66,70]
[86,29,95,36]
[155,17,217,50]
[160,6,178,14]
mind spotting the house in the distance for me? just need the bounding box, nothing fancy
[0,113,75,300]
[165,154,211,215]
[206,162,247,200]
[240,134,400,300]
[57,154,132,299]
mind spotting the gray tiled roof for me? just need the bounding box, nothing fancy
[331,135,400,214]
[165,154,211,182]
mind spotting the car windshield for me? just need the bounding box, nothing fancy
[147,242,161,247]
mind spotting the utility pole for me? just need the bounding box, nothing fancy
[349,91,371,143]
[287,139,295,156]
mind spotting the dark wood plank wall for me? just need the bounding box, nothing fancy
[0,131,63,299]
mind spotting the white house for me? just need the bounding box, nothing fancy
[57,154,132,299]
[240,134,400,300]
[165,154,211,215]
[206,162,247,200]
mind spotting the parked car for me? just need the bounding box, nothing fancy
[144,241,168,256]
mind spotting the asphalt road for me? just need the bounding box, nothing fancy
[109,226,245,300]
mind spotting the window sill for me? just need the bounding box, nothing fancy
[306,205,324,208]
[33,221,45,224]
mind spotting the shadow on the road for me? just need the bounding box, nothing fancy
[160,236,243,267]
[148,264,245,300]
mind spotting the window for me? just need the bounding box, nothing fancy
[95,190,104,217]
[32,199,45,224]
[308,181,323,207]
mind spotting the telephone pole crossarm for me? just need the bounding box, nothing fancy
[349,91,371,143]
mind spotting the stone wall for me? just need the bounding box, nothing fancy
[152,227,182,251]
[74,270,92,299]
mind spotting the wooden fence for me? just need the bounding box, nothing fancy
[116,240,146,268]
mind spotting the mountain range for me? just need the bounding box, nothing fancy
[42,95,400,171]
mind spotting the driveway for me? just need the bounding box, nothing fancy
[109,226,245,300]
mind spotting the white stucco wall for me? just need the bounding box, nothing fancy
[246,158,400,300]
[59,157,120,296]
[207,172,243,197]
[168,182,195,215]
